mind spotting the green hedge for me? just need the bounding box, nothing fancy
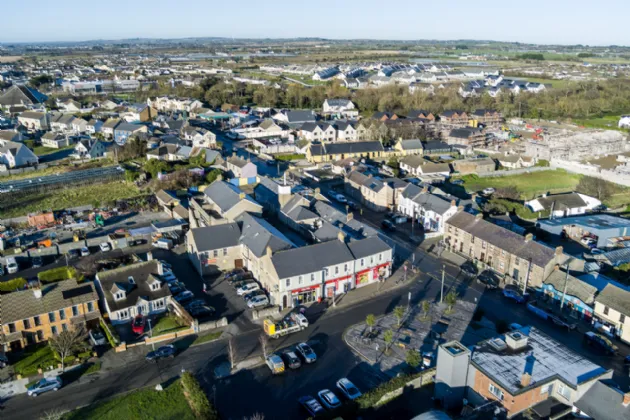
[0,277,27,292]
[180,372,218,419]
[38,266,80,283]
[356,371,426,409]
[274,153,305,161]
[100,318,120,347]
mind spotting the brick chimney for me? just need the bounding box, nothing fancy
[266,245,273,258]
[239,192,246,200]
[520,373,531,387]
[623,391,630,406]
[337,231,346,243]
[147,251,153,261]
[555,246,564,256]
[347,212,354,222]
[451,199,456,207]
[475,213,483,221]
[422,185,429,193]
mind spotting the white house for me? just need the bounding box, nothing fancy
[0,139,38,168]
[300,122,336,142]
[18,111,48,131]
[397,184,458,234]
[41,132,69,149]
[525,192,602,218]
[619,115,630,129]
[74,139,107,160]
[181,126,217,148]
[323,99,358,117]
[334,121,357,141]
[86,119,104,134]
[95,260,172,324]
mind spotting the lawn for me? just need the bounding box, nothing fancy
[0,181,141,219]
[13,345,58,377]
[572,115,627,131]
[65,380,196,420]
[32,144,74,156]
[522,77,570,89]
[192,331,223,346]
[151,315,188,336]
[459,170,582,200]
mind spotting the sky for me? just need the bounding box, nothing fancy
[2,0,629,46]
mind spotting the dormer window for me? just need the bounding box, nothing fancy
[150,283,159,291]
[114,292,125,301]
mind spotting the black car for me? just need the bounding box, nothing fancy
[68,249,80,259]
[382,220,396,231]
[460,262,478,278]
[584,332,618,355]
[145,345,177,362]
[31,256,43,269]
[244,289,266,302]
[0,265,4,276]
[189,306,216,319]
[476,270,499,289]
[347,201,360,211]
[282,350,301,369]
[298,396,325,417]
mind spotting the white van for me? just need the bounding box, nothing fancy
[6,257,18,274]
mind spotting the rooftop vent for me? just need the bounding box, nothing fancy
[506,331,528,351]
[128,276,135,284]
[488,338,507,352]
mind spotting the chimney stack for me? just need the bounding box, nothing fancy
[147,251,153,261]
[347,212,354,222]
[475,213,483,221]
[157,261,164,275]
[266,245,273,258]
[520,373,532,388]
[337,231,346,243]
[555,246,564,256]
[451,199,456,207]
[33,286,42,299]
[525,233,534,242]
[239,192,246,200]
[623,391,630,406]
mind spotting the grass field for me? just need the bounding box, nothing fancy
[459,170,582,200]
[151,315,188,336]
[522,77,570,89]
[13,346,57,377]
[65,380,195,420]
[32,145,74,156]
[0,181,141,219]
[192,330,223,346]
[572,115,626,131]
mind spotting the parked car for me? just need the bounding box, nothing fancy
[99,242,111,252]
[244,289,266,302]
[237,282,260,296]
[27,377,62,397]
[451,179,464,185]
[159,260,172,270]
[265,354,285,375]
[0,264,4,276]
[229,273,254,286]
[482,187,495,195]
[550,314,577,331]
[224,268,245,281]
[0,352,9,369]
[503,287,529,304]
[80,247,90,257]
[174,291,195,304]
[581,237,597,247]
[317,389,341,409]
[145,344,177,362]
[184,299,207,310]
[584,332,618,355]
[89,328,107,346]
[282,350,301,369]
[160,272,177,282]
[460,261,478,279]
[347,201,359,211]
[6,256,19,273]
[247,295,269,308]
[67,249,80,260]
[476,270,499,289]
[296,342,317,364]
[298,396,325,417]
[336,378,362,400]
[189,305,216,318]
[382,219,396,231]
[31,256,43,269]
[132,315,145,334]
[168,282,186,296]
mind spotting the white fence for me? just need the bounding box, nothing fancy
[475,166,549,178]
[551,159,630,187]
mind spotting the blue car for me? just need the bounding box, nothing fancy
[503,288,528,304]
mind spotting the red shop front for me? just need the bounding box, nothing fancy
[291,284,320,307]
[324,275,353,298]
[356,262,391,288]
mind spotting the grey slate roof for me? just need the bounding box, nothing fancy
[236,212,294,258]
[535,193,587,211]
[574,380,630,420]
[227,155,250,168]
[189,222,241,252]
[449,127,483,139]
[399,139,423,150]
[347,236,391,259]
[0,280,98,324]
[96,260,172,312]
[286,110,316,123]
[325,99,352,107]
[447,211,557,267]
[203,181,260,213]
[272,240,355,278]
[311,141,384,157]
[471,327,608,396]
[0,85,47,106]
[401,155,427,169]
[543,270,597,305]
[116,122,144,133]
[596,283,630,315]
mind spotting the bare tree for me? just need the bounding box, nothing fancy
[48,327,87,372]
[40,409,66,420]
[228,338,236,370]
[259,334,269,359]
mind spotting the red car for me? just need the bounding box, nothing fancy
[132,315,146,334]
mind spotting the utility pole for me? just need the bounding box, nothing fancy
[440,264,445,303]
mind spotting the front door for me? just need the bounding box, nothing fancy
[327,286,335,298]
[234,259,244,269]
[513,268,520,281]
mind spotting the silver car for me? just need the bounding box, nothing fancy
[296,342,317,364]
[27,377,62,396]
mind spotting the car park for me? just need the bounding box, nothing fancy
[174,290,195,304]
[282,350,301,369]
[336,378,361,400]
[247,295,269,308]
[31,256,43,269]
[317,389,341,410]
[266,354,285,375]
[145,344,177,362]
[80,247,90,257]
[237,282,260,296]
[584,332,618,354]
[132,315,145,334]
[298,396,325,417]
[296,342,317,364]
[89,328,107,346]
[476,270,499,289]
[99,242,111,252]
[27,377,62,397]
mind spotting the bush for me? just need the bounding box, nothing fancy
[356,371,427,409]
[38,266,79,283]
[100,318,120,347]
[0,277,27,292]
[180,372,218,419]
[275,153,305,161]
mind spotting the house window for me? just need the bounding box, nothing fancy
[8,323,15,333]
[335,266,339,275]
[51,326,58,336]
[558,384,571,400]
[501,250,505,256]
[379,253,383,262]
[36,330,44,341]
[500,262,505,270]
[603,306,609,315]
[72,306,79,317]
[515,257,520,266]
[482,241,486,249]
[311,274,315,282]
[223,248,228,256]
[23,319,31,329]
[361,259,365,267]
[49,312,56,323]
[370,257,374,265]
[87,302,94,312]
[621,314,626,324]
[154,300,164,309]
[213,250,219,258]
[34,316,41,326]
[62,324,68,332]
[541,384,553,395]
[286,279,291,288]
[344,264,348,273]
[488,383,504,401]
[59,309,66,320]
[298,276,303,285]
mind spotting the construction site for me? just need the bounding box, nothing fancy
[524,128,628,161]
